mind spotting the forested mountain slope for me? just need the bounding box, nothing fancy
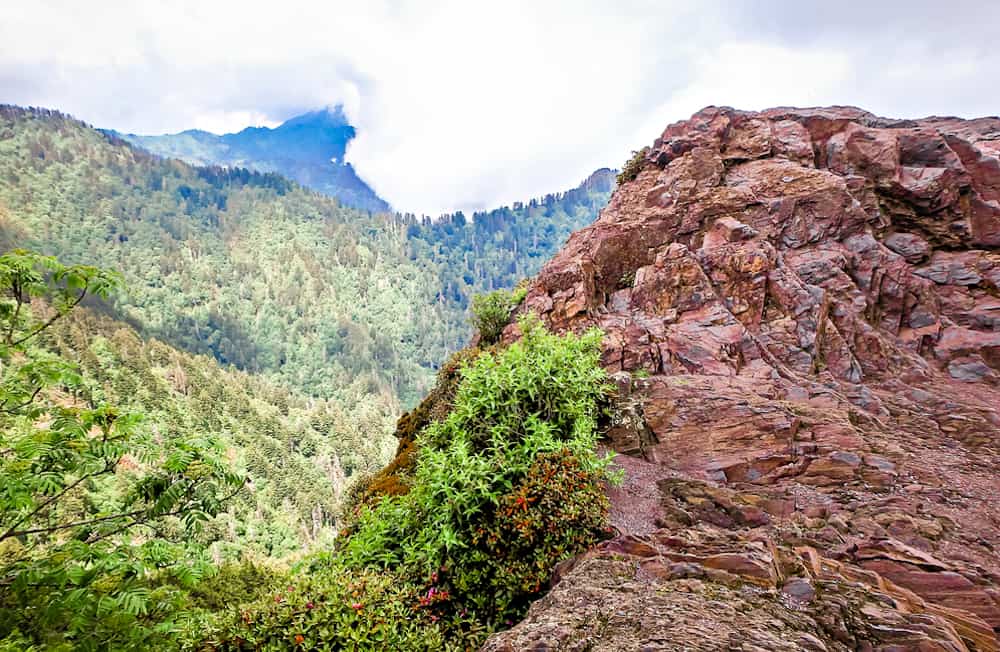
[0,106,459,404]
[117,106,390,213]
[46,306,396,556]
[0,250,401,649]
[402,168,615,308]
[0,105,612,405]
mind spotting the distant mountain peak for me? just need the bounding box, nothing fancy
[118,106,388,212]
[280,105,350,129]
[580,167,616,193]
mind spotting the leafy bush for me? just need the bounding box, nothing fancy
[470,289,515,345]
[184,560,284,612]
[510,278,531,306]
[187,559,463,652]
[344,315,614,635]
[459,449,610,619]
[616,146,650,185]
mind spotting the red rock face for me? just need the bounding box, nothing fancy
[501,106,1000,649]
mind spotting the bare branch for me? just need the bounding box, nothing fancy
[4,280,23,346]
[0,385,44,415]
[4,482,243,541]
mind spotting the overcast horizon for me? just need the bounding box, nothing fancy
[3,0,999,215]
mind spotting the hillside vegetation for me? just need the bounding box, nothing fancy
[0,250,244,650]
[0,106,612,407]
[0,250,392,649]
[401,168,614,309]
[0,251,615,650]
[46,307,396,557]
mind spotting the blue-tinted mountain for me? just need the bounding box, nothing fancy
[118,106,390,212]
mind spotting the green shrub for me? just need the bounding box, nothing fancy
[616,146,650,185]
[184,561,284,612]
[187,559,463,651]
[345,315,614,634]
[470,289,514,344]
[510,278,531,307]
[459,449,610,619]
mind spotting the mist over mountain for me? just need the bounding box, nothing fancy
[117,106,390,212]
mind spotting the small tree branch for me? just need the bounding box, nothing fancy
[8,507,162,539]
[0,385,44,415]
[0,460,115,540]
[10,290,87,348]
[5,482,243,541]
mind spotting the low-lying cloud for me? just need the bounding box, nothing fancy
[2,0,998,215]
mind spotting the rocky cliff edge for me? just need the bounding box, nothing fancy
[485,106,1000,651]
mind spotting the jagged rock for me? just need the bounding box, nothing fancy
[885,232,932,263]
[490,106,1000,650]
[482,526,997,651]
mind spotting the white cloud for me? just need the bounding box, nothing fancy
[1,0,998,214]
[631,42,853,145]
[187,110,278,134]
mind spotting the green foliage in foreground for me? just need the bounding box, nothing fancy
[345,316,612,619]
[0,250,243,650]
[198,316,615,649]
[186,558,461,651]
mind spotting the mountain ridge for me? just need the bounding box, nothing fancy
[115,105,390,212]
[0,104,613,405]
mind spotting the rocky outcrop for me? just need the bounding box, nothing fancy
[488,107,1000,650]
[482,526,998,651]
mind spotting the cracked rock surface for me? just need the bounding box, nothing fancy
[488,106,1000,651]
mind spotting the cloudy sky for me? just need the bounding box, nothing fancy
[2,0,998,214]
